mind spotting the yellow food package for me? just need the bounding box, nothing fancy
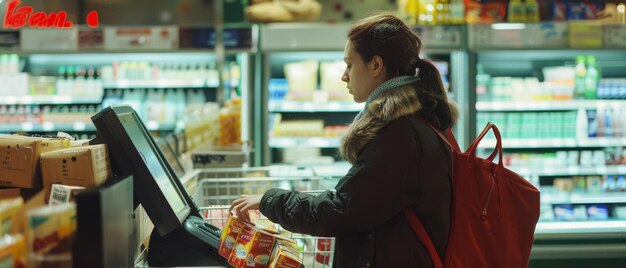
[267,243,304,268]
[228,224,276,268]
[27,203,76,268]
[0,197,23,236]
[0,234,26,268]
[219,213,245,259]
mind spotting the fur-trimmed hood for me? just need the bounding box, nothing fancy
[339,85,458,164]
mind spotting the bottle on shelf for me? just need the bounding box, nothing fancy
[449,0,465,24]
[9,54,19,73]
[584,55,600,100]
[525,0,540,22]
[436,0,450,24]
[574,56,587,99]
[576,108,589,140]
[57,66,67,95]
[418,0,438,25]
[507,0,526,22]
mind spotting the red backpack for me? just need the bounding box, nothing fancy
[405,120,541,268]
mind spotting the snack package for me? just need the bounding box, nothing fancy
[228,224,276,268]
[0,234,26,268]
[26,203,76,268]
[219,213,246,259]
[268,237,303,268]
[0,197,24,236]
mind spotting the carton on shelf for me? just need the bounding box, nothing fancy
[0,134,69,189]
[191,143,248,169]
[40,144,111,203]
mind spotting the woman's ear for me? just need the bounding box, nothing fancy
[369,55,384,77]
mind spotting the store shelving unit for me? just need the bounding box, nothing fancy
[256,23,470,165]
[0,26,256,142]
[469,22,626,264]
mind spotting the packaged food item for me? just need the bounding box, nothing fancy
[0,234,26,268]
[0,197,23,236]
[40,144,111,203]
[0,134,69,189]
[248,210,279,234]
[220,213,246,259]
[586,204,609,220]
[268,237,303,268]
[553,204,575,221]
[27,203,76,268]
[228,224,276,268]
[218,98,242,146]
[284,61,318,100]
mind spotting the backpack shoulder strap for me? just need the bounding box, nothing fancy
[411,116,461,152]
[403,208,444,268]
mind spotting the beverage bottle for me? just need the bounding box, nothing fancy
[574,56,586,99]
[449,0,465,24]
[584,55,600,100]
[525,0,540,22]
[508,0,526,22]
[436,0,450,24]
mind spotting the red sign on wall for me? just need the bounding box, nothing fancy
[3,0,99,29]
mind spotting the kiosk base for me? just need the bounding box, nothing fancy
[147,215,227,267]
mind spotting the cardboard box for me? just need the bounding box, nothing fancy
[192,144,248,169]
[0,135,69,189]
[40,144,111,202]
[0,188,20,200]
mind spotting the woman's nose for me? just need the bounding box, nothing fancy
[341,71,348,82]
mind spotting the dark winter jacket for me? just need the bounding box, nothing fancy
[260,84,457,267]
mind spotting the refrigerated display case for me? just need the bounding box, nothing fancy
[255,23,471,168]
[469,22,626,266]
[0,26,256,143]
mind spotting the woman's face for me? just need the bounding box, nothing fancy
[341,41,382,103]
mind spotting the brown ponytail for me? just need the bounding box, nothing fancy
[348,13,458,130]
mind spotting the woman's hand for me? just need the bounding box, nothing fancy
[230,194,263,223]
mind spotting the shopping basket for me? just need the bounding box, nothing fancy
[191,166,339,268]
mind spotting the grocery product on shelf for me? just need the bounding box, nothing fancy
[218,98,242,146]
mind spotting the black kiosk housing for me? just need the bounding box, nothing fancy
[90,105,226,266]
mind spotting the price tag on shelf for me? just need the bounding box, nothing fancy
[603,25,626,48]
[567,166,579,174]
[73,122,86,131]
[21,122,34,131]
[415,25,462,47]
[20,95,33,104]
[3,96,17,104]
[42,122,54,131]
[147,121,160,130]
[596,166,607,175]
[52,95,72,104]
[568,22,602,48]
[618,166,626,174]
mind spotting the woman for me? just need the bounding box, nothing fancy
[231,13,458,267]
